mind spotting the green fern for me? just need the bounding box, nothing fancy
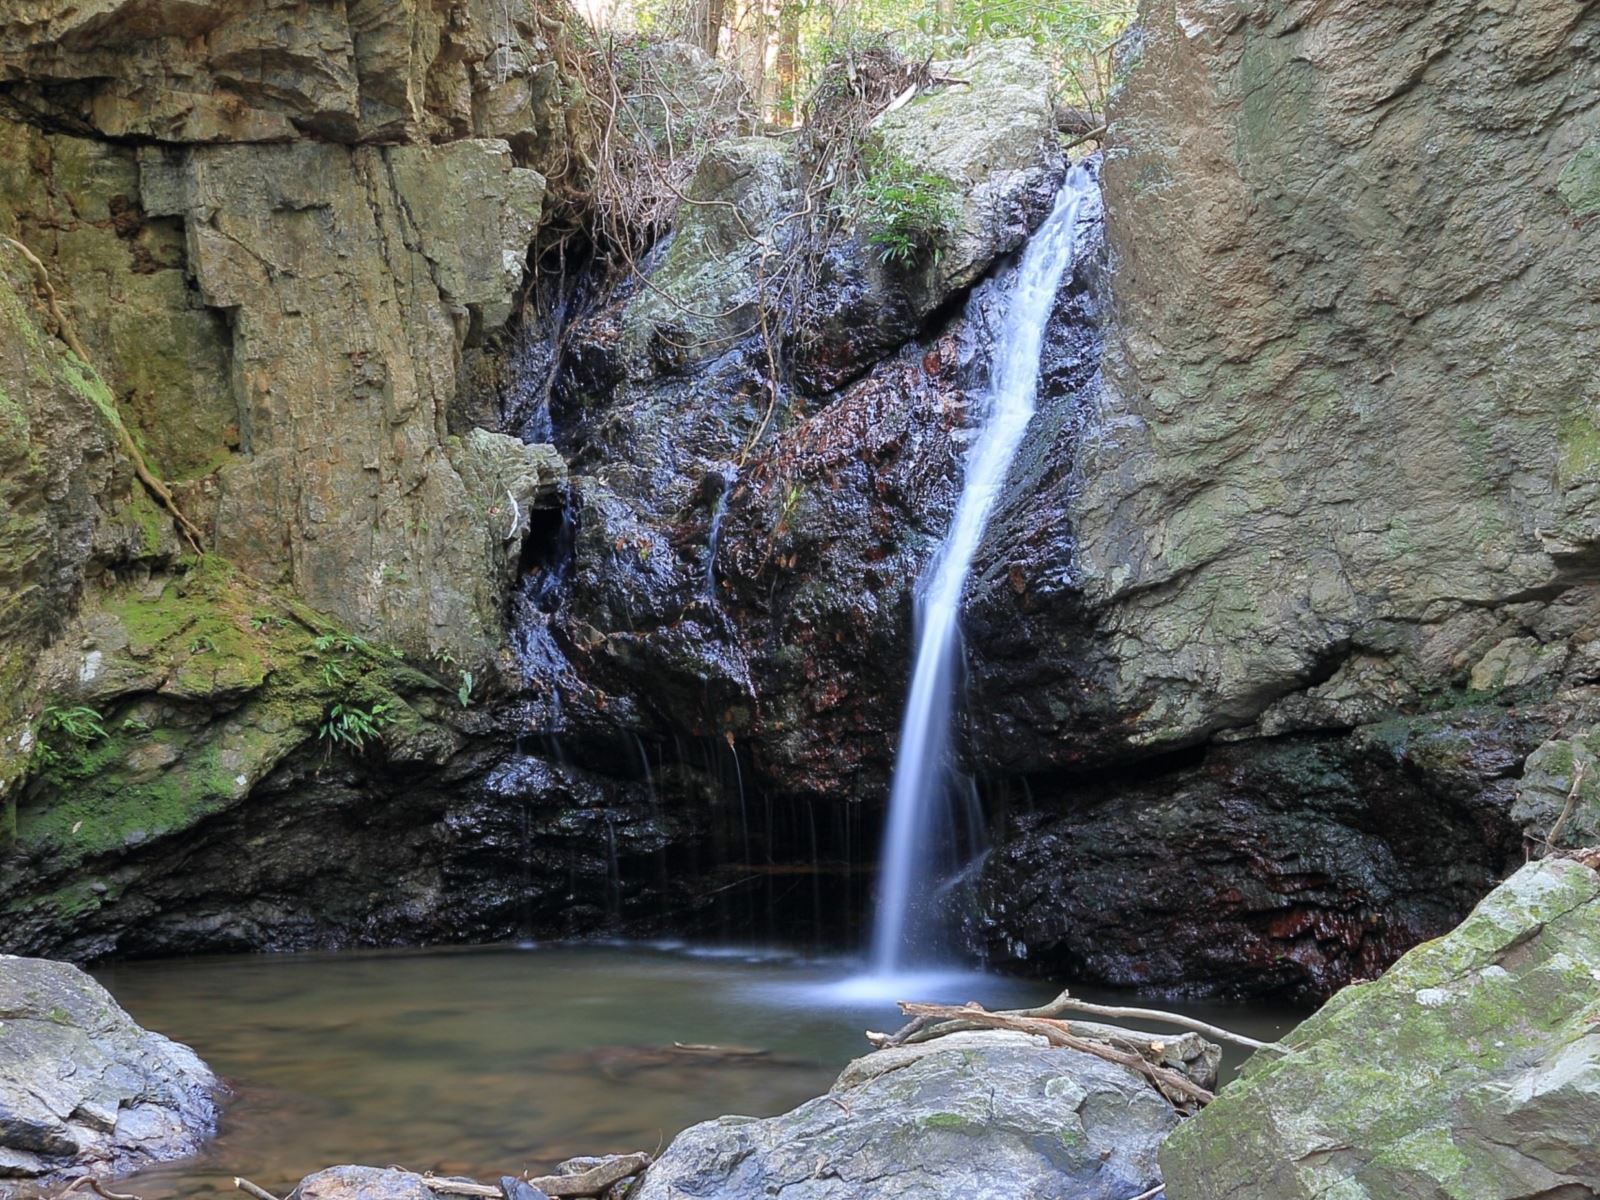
[317,701,395,753]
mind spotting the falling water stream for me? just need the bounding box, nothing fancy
[868,166,1099,979]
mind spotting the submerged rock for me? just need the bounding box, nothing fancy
[0,955,218,1193]
[1159,853,1600,1200]
[633,1030,1175,1200]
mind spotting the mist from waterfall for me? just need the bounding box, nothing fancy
[868,165,1099,978]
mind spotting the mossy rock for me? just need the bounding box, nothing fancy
[10,556,450,869]
[1160,857,1600,1200]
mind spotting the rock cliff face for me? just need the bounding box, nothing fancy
[0,0,572,936]
[964,0,1600,996]
[976,0,1600,762]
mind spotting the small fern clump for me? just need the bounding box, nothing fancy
[33,705,107,768]
[317,700,395,753]
[856,150,962,266]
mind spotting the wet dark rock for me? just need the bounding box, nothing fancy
[974,700,1592,1001]
[499,1177,550,1200]
[0,955,218,1192]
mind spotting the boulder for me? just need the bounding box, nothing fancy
[1513,734,1600,851]
[1159,853,1600,1200]
[632,1030,1176,1200]
[292,1167,464,1200]
[0,955,218,1192]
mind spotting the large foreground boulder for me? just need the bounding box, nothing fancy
[0,955,218,1194]
[633,1030,1176,1199]
[1161,853,1600,1199]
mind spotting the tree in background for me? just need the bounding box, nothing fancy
[576,0,1134,126]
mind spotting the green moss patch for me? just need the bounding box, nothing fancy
[11,555,448,864]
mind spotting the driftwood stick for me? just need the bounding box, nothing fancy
[1061,124,1109,151]
[525,1153,651,1198]
[874,987,1276,1062]
[1122,1186,1164,1200]
[1546,762,1589,854]
[60,1179,142,1200]
[421,1179,500,1198]
[234,1178,284,1200]
[899,1002,1215,1108]
[1026,989,1286,1055]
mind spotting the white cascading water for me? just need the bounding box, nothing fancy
[869,166,1097,978]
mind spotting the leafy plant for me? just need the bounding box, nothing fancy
[855,150,962,265]
[456,671,474,709]
[33,705,108,769]
[43,705,107,743]
[189,633,218,654]
[317,701,395,753]
[313,632,379,657]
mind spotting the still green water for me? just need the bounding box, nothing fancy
[94,944,1301,1199]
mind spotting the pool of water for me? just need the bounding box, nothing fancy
[94,944,1302,1199]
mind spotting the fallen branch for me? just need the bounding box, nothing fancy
[421,1178,499,1198]
[898,1001,1215,1109]
[873,987,1281,1059]
[1026,989,1286,1055]
[1061,124,1109,152]
[60,1179,142,1200]
[1122,1186,1164,1200]
[524,1153,651,1198]
[2,233,205,552]
[233,1178,283,1200]
[1545,761,1589,855]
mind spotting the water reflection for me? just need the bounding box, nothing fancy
[95,945,1300,1199]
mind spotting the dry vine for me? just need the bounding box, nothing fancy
[2,234,204,552]
[536,31,938,469]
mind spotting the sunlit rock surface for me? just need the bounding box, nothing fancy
[0,955,218,1194]
[634,1030,1175,1200]
[976,0,1600,762]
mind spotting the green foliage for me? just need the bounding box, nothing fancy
[42,705,106,744]
[34,705,107,769]
[855,150,961,265]
[457,670,474,708]
[312,631,394,659]
[317,700,396,753]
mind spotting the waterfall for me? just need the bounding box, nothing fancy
[869,166,1098,976]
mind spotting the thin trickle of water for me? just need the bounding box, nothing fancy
[869,167,1099,977]
[603,814,621,922]
[729,738,752,865]
[632,733,658,804]
[703,486,730,599]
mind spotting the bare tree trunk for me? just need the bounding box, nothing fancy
[696,0,726,55]
[776,0,800,123]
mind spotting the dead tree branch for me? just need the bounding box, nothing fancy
[896,1001,1215,1109]
[2,234,205,552]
